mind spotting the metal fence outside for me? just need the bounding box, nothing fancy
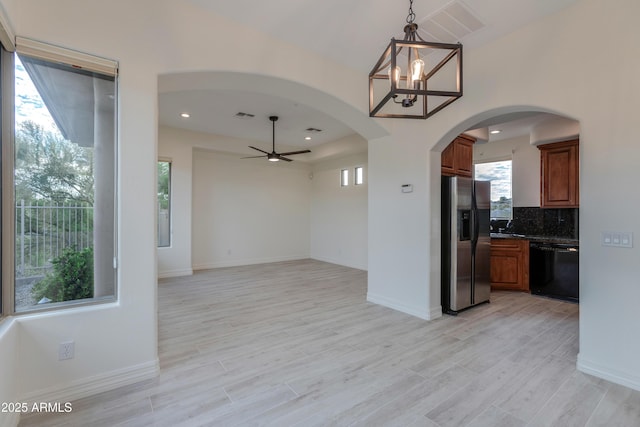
[15,200,94,278]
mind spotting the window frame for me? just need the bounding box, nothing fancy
[1,45,13,318]
[340,168,349,187]
[474,158,513,220]
[157,158,172,248]
[1,39,119,316]
[354,166,364,185]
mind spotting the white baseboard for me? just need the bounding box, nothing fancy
[577,353,640,392]
[367,292,435,320]
[158,268,193,279]
[0,412,19,427]
[429,305,443,320]
[19,358,159,407]
[310,255,367,271]
[193,255,309,271]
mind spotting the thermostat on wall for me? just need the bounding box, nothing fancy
[401,184,413,193]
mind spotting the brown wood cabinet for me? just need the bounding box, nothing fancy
[490,239,529,291]
[441,134,475,177]
[539,139,579,208]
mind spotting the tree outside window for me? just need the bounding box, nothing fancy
[157,161,171,247]
[13,48,116,312]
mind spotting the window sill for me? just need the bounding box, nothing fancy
[13,296,118,318]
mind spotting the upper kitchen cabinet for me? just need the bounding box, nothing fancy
[539,139,579,208]
[441,134,476,177]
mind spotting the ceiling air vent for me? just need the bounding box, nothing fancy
[305,127,322,133]
[235,112,255,119]
[419,1,485,44]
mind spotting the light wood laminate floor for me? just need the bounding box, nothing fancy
[20,259,640,426]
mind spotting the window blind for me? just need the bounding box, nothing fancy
[16,37,117,77]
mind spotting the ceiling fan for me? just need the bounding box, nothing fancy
[242,116,311,162]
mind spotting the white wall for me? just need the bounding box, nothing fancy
[368,120,435,319]
[0,1,163,412]
[0,0,381,418]
[369,0,640,391]
[0,2,638,420]
[192,148,311,269]
[159,127,366,274]
[0,319,18,427]
[158,127,193,278]
[413,0,640,390]
[474,135,541,207]
[310,140,367,270]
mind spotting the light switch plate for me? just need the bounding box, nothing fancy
[602,231,633,248]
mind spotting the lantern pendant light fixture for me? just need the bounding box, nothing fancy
[369,0,463,119]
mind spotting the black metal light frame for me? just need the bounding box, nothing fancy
[368,3,463,119]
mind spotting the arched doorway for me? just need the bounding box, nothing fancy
[432,106,580,314]
[156,71,388,277]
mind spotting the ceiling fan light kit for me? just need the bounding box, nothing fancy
[369,0,463,119]
[242,116,311,163]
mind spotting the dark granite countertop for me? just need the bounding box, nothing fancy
[490,233,579,245]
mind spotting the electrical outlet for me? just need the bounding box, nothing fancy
[59,341,75,360]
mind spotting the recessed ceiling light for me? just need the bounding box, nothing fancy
[305,136,312,141]
[180,113,190,118]
[490,129,501,134]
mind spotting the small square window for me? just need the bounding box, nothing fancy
[355,167,364,185]
[341,169,349,186]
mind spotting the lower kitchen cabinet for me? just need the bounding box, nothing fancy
[491,239,529,291]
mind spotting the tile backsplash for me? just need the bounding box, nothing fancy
[507,207,579,238]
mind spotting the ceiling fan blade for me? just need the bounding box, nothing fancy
[241,155,267,159]
[248,146,270,155]
[278,149,312,156]
[277,156,293,162]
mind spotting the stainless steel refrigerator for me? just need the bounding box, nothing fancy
[441,176,491,314]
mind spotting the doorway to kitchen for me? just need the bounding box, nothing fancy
[436,108,581,313]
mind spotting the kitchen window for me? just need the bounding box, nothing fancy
[474,159,512,219]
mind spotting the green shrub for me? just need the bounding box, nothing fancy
[32,247,94,303]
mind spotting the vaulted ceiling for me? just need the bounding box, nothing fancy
[159,0,581,160]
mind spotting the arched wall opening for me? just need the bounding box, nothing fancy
[431,106,580,152]
[429,104,581,319]
[157,71,387,277]
[159,71,389,142]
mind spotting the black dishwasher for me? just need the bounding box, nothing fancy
[529,242,579,302]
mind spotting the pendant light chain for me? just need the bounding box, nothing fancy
[406,0,416,24]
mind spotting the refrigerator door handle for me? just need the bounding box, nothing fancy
[473,208,480,245]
